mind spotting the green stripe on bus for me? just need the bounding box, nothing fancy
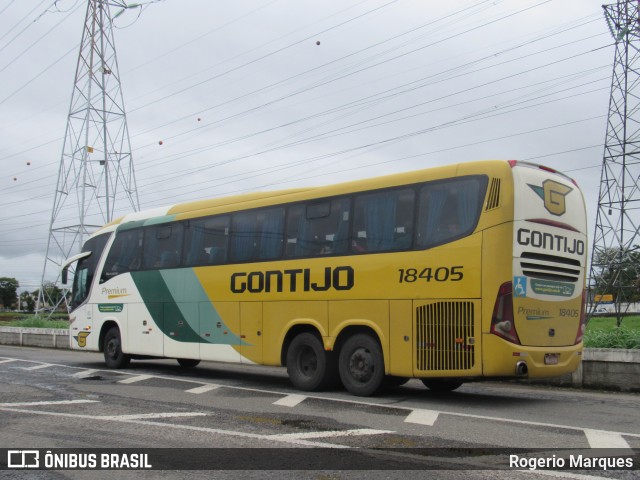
[130,269,245,345]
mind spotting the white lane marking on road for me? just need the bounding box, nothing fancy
[0,359,17,364]
[405,409,440,426]
[0,406,349,448]
[118,374,153,384]
[72,369,99,378]
[186,384,221,394]
[0,400,98,407]
[420,409,640,443]
[273,394,306,407]
[103,412,207,420]
[3,355,638,452]
[269,428,392,440]
[584,429,631,449]
[22,363,54,370]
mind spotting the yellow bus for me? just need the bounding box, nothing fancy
[63,160,587,396]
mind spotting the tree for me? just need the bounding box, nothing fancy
[19,291,35,313]
[591,247,640,298]
[33,283,65,310]
[590,246,640,325]
[0,277,19,309]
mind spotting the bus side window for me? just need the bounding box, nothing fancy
[416,177,485,248]
[352,188,414,253]
[230,207,284,262]
[101,229,143,282]
[285,198,350,258]
[258,208,285,260]
[183,216,229,266]
[143,223,183,269]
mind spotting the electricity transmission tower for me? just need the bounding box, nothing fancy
[37,0,140,314]
[589,0,640,325]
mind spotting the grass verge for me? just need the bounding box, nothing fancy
[584,316,640,349]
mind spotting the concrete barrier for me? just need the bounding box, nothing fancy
[0,327,638,392]
[580,348,640,392]
[0,327,69,350]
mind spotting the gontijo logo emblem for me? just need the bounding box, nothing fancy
[74,331,91,347]
[528,180,572,216]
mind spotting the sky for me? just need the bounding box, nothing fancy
[0,0,617,292]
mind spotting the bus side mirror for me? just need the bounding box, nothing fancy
[61,267,68,285]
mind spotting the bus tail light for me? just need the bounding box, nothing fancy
[575,289,588,344]
[490,282,521,345]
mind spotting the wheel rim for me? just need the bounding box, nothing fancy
[348,347,374,383]
[298,345,317,378]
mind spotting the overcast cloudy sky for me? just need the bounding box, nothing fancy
[0,0,615,291]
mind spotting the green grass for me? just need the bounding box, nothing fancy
[586,315,640,331]
[584,315,640,349]
[1,314,69,329]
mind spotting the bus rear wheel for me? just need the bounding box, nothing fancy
[177,358,200,368]
[421,379,463,392]
[103,326,130,369]
[286,332,332,391]
[338,333,384,397]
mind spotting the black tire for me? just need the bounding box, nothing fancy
[421,379,463,392]
[103,326,130,369]
[382,375,410,388]
[286,332,332,391]
[177,358,200,368]
[338,333,384,397]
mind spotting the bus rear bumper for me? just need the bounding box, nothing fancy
[482,334,583,379]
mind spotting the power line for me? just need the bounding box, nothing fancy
[0,0,80,74]
[0,2,608,230]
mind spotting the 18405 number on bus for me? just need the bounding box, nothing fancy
[398,266,463,283]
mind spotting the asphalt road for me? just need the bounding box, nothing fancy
[0,345,638,479]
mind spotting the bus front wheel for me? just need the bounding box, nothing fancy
[103,326,130,369]
[338,333,384,397]
[286,332,331,391]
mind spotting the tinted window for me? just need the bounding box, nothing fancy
[231,208,285,262]
[71,233,110,308]
[143,223,184,269]
[352,188,415,253]
[183,216,230,266]
[416,176,486,248]
[285,198,351,257]
[101,229,143,282]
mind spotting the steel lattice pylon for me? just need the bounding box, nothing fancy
[589,0,640,324]
[37,0,140,314]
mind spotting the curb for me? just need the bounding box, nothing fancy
[1,327,638,392]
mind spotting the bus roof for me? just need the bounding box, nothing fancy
[98,159,525,233]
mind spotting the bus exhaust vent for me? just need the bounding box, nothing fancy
[519,252,581,283]
[485,178,501,211]
[416,301,475,371]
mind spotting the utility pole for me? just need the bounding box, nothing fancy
[37,0,140,314]
[589,0,640,325]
